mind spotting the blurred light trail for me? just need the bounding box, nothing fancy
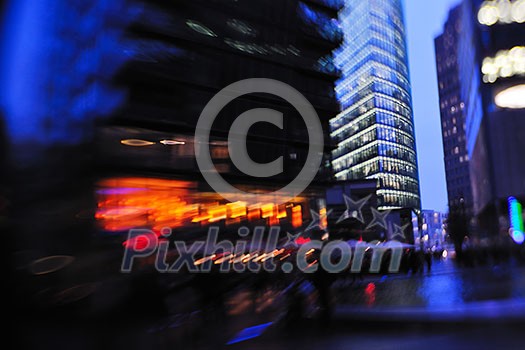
[226,322,273,345]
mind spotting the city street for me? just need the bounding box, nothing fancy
[4,0,525,349]
[13,249,525,349]
[334,259,525,309]
[226,259,525,349]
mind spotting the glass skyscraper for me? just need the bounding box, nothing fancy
[330,0,421,211]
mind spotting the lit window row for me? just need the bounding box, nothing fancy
[334,150,418,179]
[378,126,415,146]
[333,123,377,150]
[332,142,380,170]
[336,31,407,70]
[335,156,381,180]
[337,55,410,91]
[378,139,417,160]
[331,106,414,139]
[337,64,411,104]
[372,173,420,193]
[332,124,416,161]
[337,79,411,113]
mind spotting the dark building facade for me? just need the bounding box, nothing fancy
[94,0,344,232]
[435,5,474,216]
[456,0,525,236]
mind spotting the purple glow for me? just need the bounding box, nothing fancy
[96,188,147,195]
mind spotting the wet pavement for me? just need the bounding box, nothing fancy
[16,256,525,349]
[229,324,525,350]
[224,258,525,349]
[333,258,525,308]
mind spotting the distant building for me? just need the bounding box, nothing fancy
[419,210,447,249]
[331,0,421,211]
[434,5,475,217]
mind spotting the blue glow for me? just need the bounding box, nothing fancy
[511,230,524,245]
[226,322,273,345]
[298,2,342,42]
[0,0,129,145]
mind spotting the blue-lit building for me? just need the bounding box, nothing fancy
[0,0,132,253]
[1,0,128,147]
[330,0,421,211]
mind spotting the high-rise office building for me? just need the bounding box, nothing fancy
[456,0,525,235]
[435,5,474,216]
[330,0,421,211]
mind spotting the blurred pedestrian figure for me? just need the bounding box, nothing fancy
[284,281,306,330]
[303,230,336,326]
[424,249,432,272]
[408,249,419,274]
[351,271,364,284]
[417,250,425,274]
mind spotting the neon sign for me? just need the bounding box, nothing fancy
[508,196,524,244]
